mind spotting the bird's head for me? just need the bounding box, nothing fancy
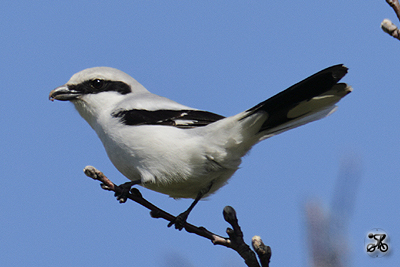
[49,67,149,126]
[49,67,148,102]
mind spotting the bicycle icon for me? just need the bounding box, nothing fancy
[365,229,390,257]
[367,233,388,252]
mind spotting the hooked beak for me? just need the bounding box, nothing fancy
[49,85,81,101]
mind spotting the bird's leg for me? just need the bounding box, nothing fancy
[168,183,213,231]
[114,180,141,203]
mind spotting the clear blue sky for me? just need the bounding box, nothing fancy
[1,1,398,266]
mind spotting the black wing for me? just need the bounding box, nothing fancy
[112,109,225,128]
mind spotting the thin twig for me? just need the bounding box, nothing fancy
[83,166,227,244]
[382,0,400,40]
[386,0,400,21]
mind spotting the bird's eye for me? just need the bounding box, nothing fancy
[90,79,105,90]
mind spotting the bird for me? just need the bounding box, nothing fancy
[49,64,352,230]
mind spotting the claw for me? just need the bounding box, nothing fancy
[168,211,189,231]
[114,180,140,203]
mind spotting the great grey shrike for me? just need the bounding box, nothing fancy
[49,64,351,229]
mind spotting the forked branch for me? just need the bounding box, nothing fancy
[83,165,271,267]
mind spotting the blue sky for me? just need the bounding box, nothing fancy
[0,1,398,266]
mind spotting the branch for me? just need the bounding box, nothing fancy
[252,236,272,267]
[83,166,271,267]
[387,0,400,21]
[381,19,400,40]
[382,0,400,40]
[223,206,260,267]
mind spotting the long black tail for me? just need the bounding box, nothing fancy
[246,64,351,135]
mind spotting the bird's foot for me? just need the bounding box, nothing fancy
[168,211,189,231]
[114,181,140,203]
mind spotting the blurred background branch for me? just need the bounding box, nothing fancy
[305,155,361,267]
